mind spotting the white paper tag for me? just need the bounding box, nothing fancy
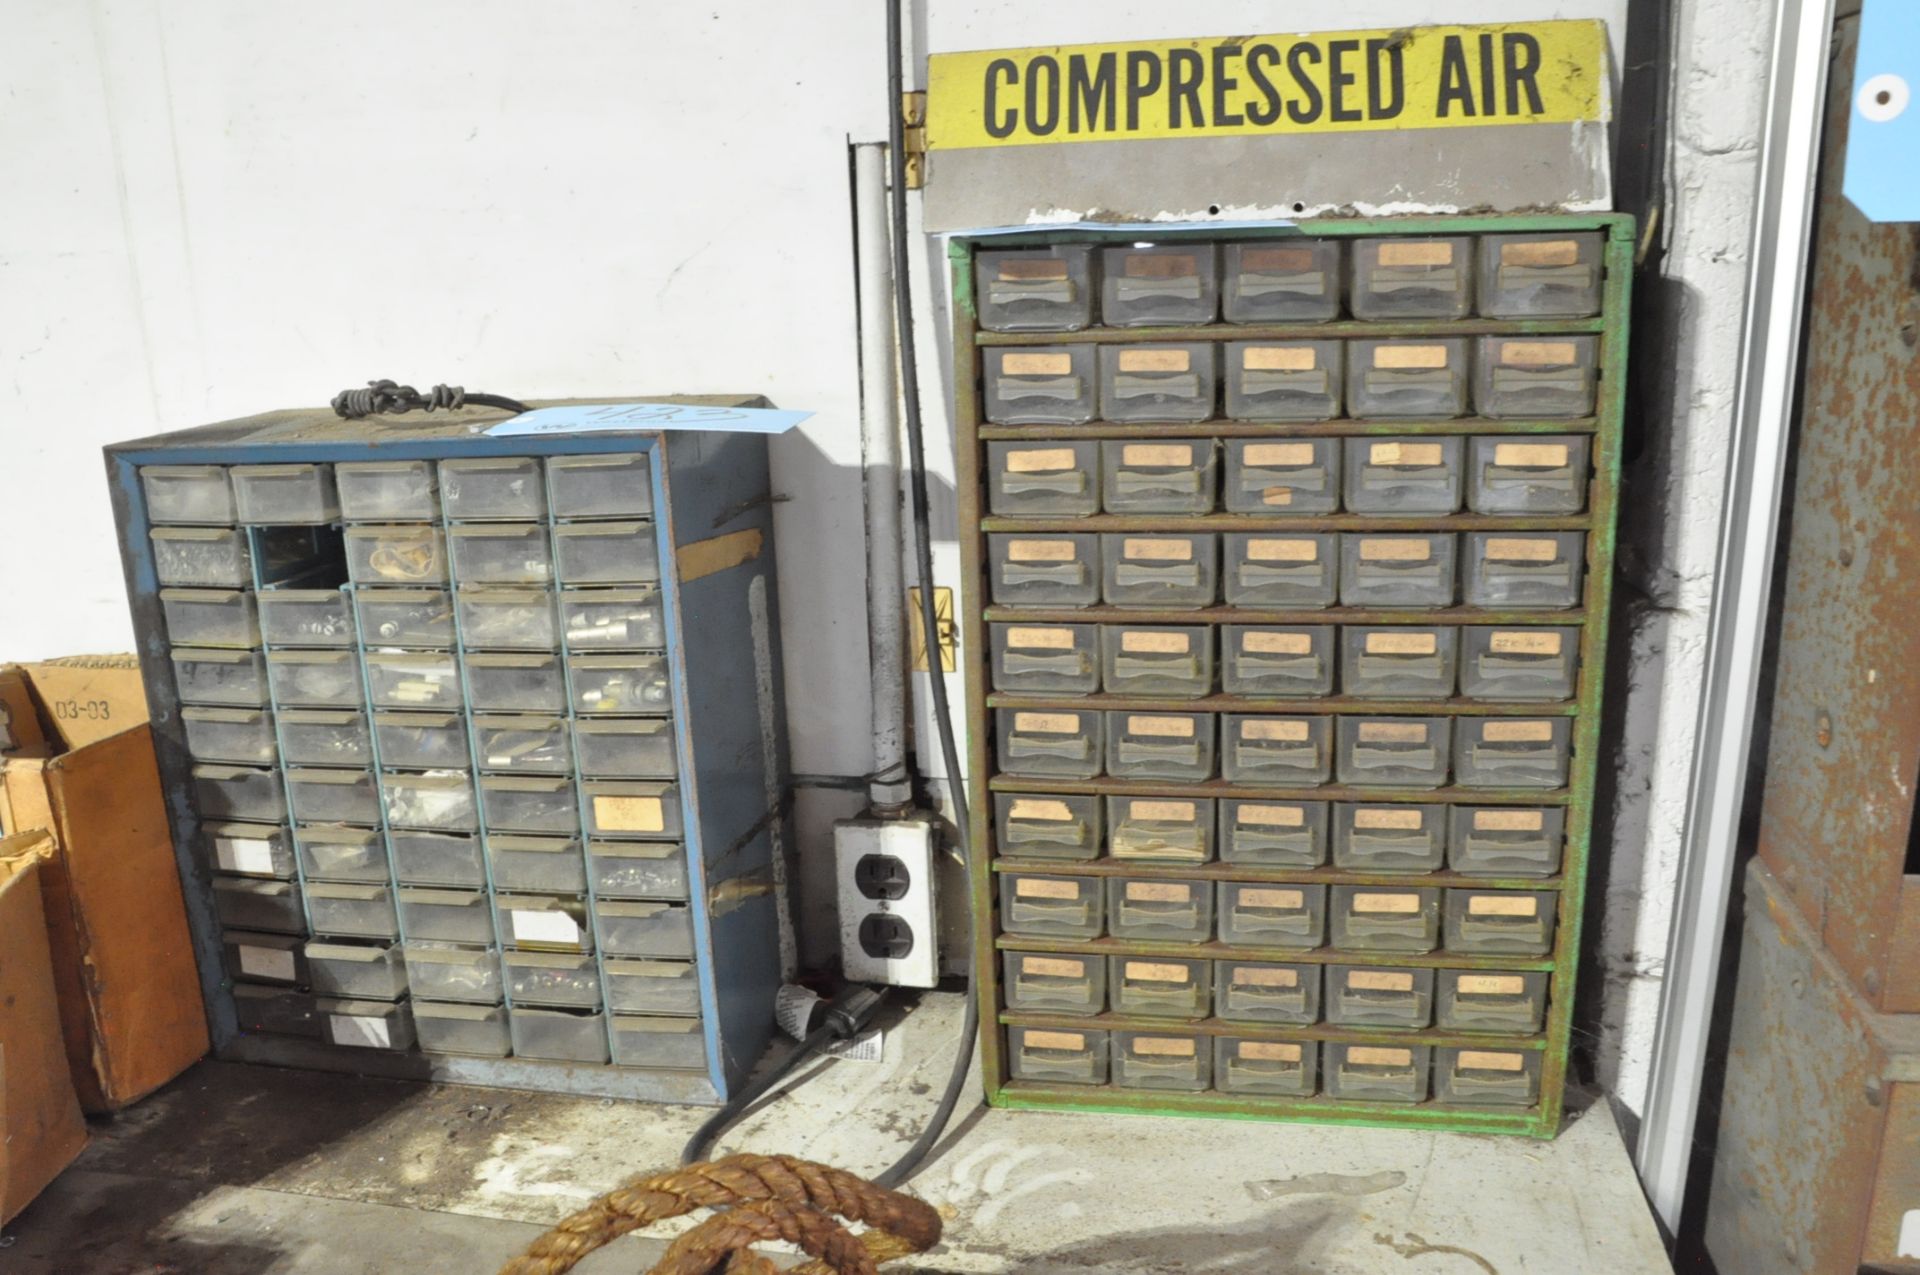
[216,836,278,875]
[512,908,582,946]
[1898,1208,1920,1258]
[237,944,296,982]
[331,1014,391,1048]
[775,983,821,1040]
[825,1029,885,1064]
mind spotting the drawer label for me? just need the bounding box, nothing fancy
[1006,538,1078,562]
[1243,442,1316,467]
[1016,877,1082,900]
[595,795,665,832]
[215,835,279,876]
[1133,1035,1197,1057]
[1358,721,1428,743]
[1126,252,1198,278]
[1482,720,1555,742]
[1489,631,1564,655]
[1241,887,1305,909]
[1370,442,1444,466]
[1235,966,1300,988]
[1366,631,1438,655]
[1009,798,1075,821]
[999,258,1070,281]
[1125,961,1192,983]
[1500,340,1578,367]
[1006,626,1077,650]
[1021,956,1086,978]
[1241,245,1315,271]
[1121,629,1190,654]
[1024,1029,1086,1051]
[1002,352,1073,376]
[1247,538,1318,562]
[1354,807,1423,830]
[237,944,296,982]
[1501,240,1580,267]
[1353,892,1422,914]
[1473,809,1545,832]
[1131,800,1197,822]
[1458,1049,1527,1072]
[331,1014,392,1049]
[1493,442,1572,468]
[1243,631,1313,655]
[1128,714,1195,738]
[1241,1040,1303,1062]
[1122,443,1194,467]
[1349,1046,1412,1066]
[1239,803,1305,828]
[512,908,583,946]
[1485,537,1560,562]
[1117,348,1192,373]
[1242,718,1310,742]
[1261,487,1296,506]
[1378,241,1453,267]
[1243,345,1317,371]
[1458,974,1527,995]
[1127,881,1192,903]
[1124,537,1194,561]
[1004,447,1078,473]
[1469,894,1540,917]
[1359,538,1432,562]
[1014,711,1081,733]
[1348,970,1415,991]
[1373,343,1449,369]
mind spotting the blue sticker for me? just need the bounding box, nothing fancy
[1844,0,1920,223]
[488,403,812,437]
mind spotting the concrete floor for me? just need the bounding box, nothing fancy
[5,993,1672,1274]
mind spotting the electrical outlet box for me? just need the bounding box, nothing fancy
[835,815,939,988]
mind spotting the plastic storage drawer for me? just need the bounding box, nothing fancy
[991,623,1098,695]
[1216,1037,1317,1096]
[1444,889,1557,955]
[1466,436,1591,515]
[1099,440,1217,514]
[440,457,546,520]
[465,654,566,712]
[1107,795,1213,865]
[259,589,355,647]
[415,1002,511,1057]
[278,709,372,767]
[318,997,414,1051]
[1106,877,1212,944]
[1112,1029,1210,1091]
[1222,534,1336,608]
[1217,882,1326,949]
[1474,336,1598,419]
[365,651,462,711]
[142,464,235,524]
[1215,961,1320,1025]
[193,764,286,822]
[1333,803,1447,873]
[504,952,602,1007]
[162,588,260,648]
[1324,1043,1430,1102]
[560,589,665,651]
[1335,717,1450,788]
[1349,236,1473,320]
[173,648,270,707]
[1220,626,1334,697]
[450,524,554,585]
[457,589,559,650]
[987,533,1099,608]
[1099,243,1217,326]
[1477,232,1604,317]
[152,526,252,588]
[295,824,389,883]
[1108,955,1209,1019]
[1341,627,1458,699]
[612,1015,708,1070]
[1463,533,1585,609]
[995,708,1101,780]
[1460,626,1581,701]
[1437,969,1549,1034]
[1220,715,1330,785]
[1225,341,1343,421]
[589,842,690,900]
[345,525,448,588]
[1453,717,1571,789]
[1339,535,1456,609]
[336,460,440,522]
[986,441,1099,518]
[1008,1026,1109,1086]
[231,464,338,524]
[573,718,678,778]
[306,943,408,999]
[993,793,1101,861]
[1346,339,1471,419]
[403,943,503,1003]
[232,985,320,1038]
[1098,624,1211,698]
[472,714,571,774]
[1448,806,1565,877]
[212,876,305,934]
[373,711,469,769]
[572,653,672,715]
[266,650,364,708]
[382,771,478,832]
[1343,438,1465,515]
[1099,344,1217,423]
[182,706,277,765]
[480,775,579,834]
[983,346,1096,426]
[1003,951,1106,1016]
[511,1008,609,1063]
[975,246,1094,332]
[390,831,486,887]
[1435,1046,1542,1106]
[304,882,396,940]
[547,452,655,520]
[224,931,307,986]
[488,836,587,893]
[397,888,497,944]
[1326,965,1435,1029]
[582,780,682,840]
[605,959,702,1015]
[496,895,594,953]
[1104,710,1214,782]
[998,873,1102,939]
[1218,799,1327,867]
[553,522,660,586]
[287,768,379,826]
[1221,239,1341,323]
[1329,885,1441,952]
[1222,439,1341,515]
[1101,534,1217,609]
[204,821,295,878]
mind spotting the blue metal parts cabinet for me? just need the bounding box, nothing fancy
[106,397,787,1103]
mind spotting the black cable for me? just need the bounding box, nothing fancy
[873,0,979,1193]
[331,379,530,419]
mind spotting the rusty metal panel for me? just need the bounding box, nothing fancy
[1863,1082,1920,1265]
[1752,13,1920,1012]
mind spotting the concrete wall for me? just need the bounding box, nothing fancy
[0,0,1764,1119]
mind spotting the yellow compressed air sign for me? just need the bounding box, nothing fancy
[927,21,1607,150]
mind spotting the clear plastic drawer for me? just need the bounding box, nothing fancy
[1466,437,1590,515]
[597,900,695,958]
[1108,955,1209,1019]
[456,590,558,650]
[510,1007,609,1063]
[213,875,305,934]
[612,1015,707,1070]
[365,651,462,711]
[193,764,286,823]
[266,650,364,708]
[589,842,689,900]
[503,951,601,1008]
[1326,964,1434,1028]
[1217,882,1326,948]
[465,653,566,712]
[1324,1042,1430,1103]
[336,460,439,522]
[1333,802,1447,873]
[1104,710,1215,782]
[1099,440,1218,515]
[1437,969,1549,1034]
[1343,438,1464,515]
[986,441,1099,518]
[1218,799,1327,867]
[294,824,388,884]
[1347,339,1470,419]
[1099,343,1217,423]
[1448,806,1565,878]
[1099,624,1211,698]
[224,930,306,986]
[204,821,294,878]
[397,888,496,944]
[1216,1037,1317,1095]
[403,943,503,1004]
[1473,336,1598,419]
[153,526,253,588]
[1453,717,1571,789]
[487,835,587,894]
[1339,534,1456,609]
[1107,796,1214,865]
[439,457,545,520]
[1329,885,1440,952]
[988,534,1099,608]
[975,246,1094,332]
[983,346,1097,426]
[1221,239,1340,323]
[1460,626,1581,701]
[278,709,371,767]
[473,714,572,774]
[306,943,408,1000]
[1477,232,1604,318]
[572,653,672,715]
[1222,439,1341,515]
[553,521,660,586]
[390,831,486,888]
[142,464,235,525]
[345,525,448,587]
[1215,961,1320,1025]
[317,997,414,1051]
[1221,625,1334,697]
[547,452,654,520]
[1008,1026,1108,1085]
[182,706,277,766]
[232,464,338,524]
[1101,533,1218,609]
[1099,243,1217,327]
[1107,877,1212,944]
[306,882,398,940]
[162,588,260,648]
[1435,1045,1542,1106]
[1335,716,1450,788]
[373,711,469,769]
[1349,236,1473,320]
[1113,1029,1211,1091]
[1340,626,1459,700]
[991,623,1099,695]
[1463,532,1586,610]
[573,718,678,779]
[173,647,270,707]
[605,959,701,1015]
[993,793,1101,861]
[382,770,478,832]
[449,523,554,586]
[1224,341,1343,421]
[999,872,1102,939]
[1003,951,1106,1016]
[1444,889,1556,955]
[996,708,1102,780]
[582,780,682,840]
[481,774,580,835]
[496,895,594,953]
[1221,715,1330,785]
[259,589,356,647]
[415,1002,511,1057]
[233,985,320,1038]
[1222,534,1336,608]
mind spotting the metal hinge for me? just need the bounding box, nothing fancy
[901,91,927,190]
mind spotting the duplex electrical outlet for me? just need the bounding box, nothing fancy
[835,814,939,988]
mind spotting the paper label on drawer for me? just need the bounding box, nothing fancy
[1242,719,1309,742]
[1235,966,1300,988]
[1013,712,1080,734]
[1473,809,1545,832]
[1349,1046,1412,1066]
[1243,443,1316,467]
[1133,1036,1197,1057]
[1485,537,1559,562]
[1024,1029,1086,1051]
[1242,888,1305,909]
[1243,631,1312,655]
[1369,442,1443,466]
[1241,1040,1303,1062]
[595,795,665,832]
[1243,346,1316,371]
[1002,352,1073,376]
[1357,721,1428,744]
[1007,626,1076,650]
[1457,974,1527,995]
[1125,960,1191,983]
[1372,344,1449,369]
[331,1014,391,1049]
[1130,800,1196,822]
[1117,348,1191,373]
[1239,803,1305,828]
[1469,894,1540,917]
[1366,632,1437,655]
[1006,538,1078,562]
[237,944,296,982]
[1348,970,1415,991]
[1500,341,1577,367]
[1126,881,1191,903]
[1378,241,1453,267]
[1359,538,1432,562]
[1247,538,1317,563]
[1009,798,1074,822]
[1121,629,1189,654]
[1005,448,1077,473]
[1121,443,1194,467]
[1022,956,1086,977]
[1354,807,1423,830]
[1458,1049,1526,1072]
[1482,720,1555,742]
[999,258,1069,281]
[1501,240,1579,267]
[1016,877,1082,899]
[1260,487,1295,506]
[1353,892,1422,914]
[513,908,584,945]
[215,836,278,875]
[1493,442,1571,468]
[1242,246,1315,272]
[1126,252,1198,278]
[1489,631,1563,655]
[1128,715,1195,738]
[1123,537,1193,561]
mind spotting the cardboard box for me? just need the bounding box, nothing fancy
[0,657,208,1113]
[0,836,89,1223]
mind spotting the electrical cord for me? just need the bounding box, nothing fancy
[331,378,530,419]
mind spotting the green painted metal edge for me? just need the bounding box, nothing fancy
[990,1085,1549,1138]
